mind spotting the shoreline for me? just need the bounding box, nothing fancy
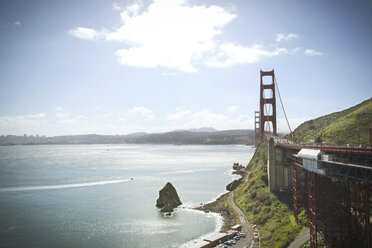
[196,192,236,232]
[0,143,255,147]
[196,168,248,232]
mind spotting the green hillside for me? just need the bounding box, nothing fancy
[233,99,372,247]
[291,98,372,145]
[235,143,307,248]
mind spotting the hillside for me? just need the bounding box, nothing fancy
[0,129,254,145]
[235,144,306,248]
[125,129,254,144]
[291,98,372,145]
[233,98,372,247]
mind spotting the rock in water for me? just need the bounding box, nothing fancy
[160,205,174,213]
[156,182,182,212]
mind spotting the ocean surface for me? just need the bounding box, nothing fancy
[0,144,255,248]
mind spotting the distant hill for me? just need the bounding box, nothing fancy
[129,129,253,144]
[174,127,218,133]
[291,98,372,145]
[0,129,254,146]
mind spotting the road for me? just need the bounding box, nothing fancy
[226,172,309,248]
[225,174,259,248]
[287,228,310,248]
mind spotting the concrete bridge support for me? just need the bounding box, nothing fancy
[254,111,260,147]
[267,138,292,191]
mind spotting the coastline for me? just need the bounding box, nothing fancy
[180,175,244,247]
[196,192,236,232]
[180,166,248,248]
[196,168,248,232]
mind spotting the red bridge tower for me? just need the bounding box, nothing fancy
[260,70,277,137]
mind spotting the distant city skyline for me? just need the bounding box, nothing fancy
[1,0,371,136]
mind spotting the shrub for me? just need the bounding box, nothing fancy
[235,143,306,248]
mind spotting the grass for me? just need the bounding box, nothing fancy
[234,143,306,248]
[232,99,371,247]
[290,97,372,145]
[224,200,240,224]
[289,215,297,226]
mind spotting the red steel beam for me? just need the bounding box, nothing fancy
[277,143,372,156]
[293,159,372,247]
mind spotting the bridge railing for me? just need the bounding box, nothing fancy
[276,142,372,157]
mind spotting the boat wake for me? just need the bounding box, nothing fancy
[158,168,216,176]
[158,170,194,175]
[0,179,130,193]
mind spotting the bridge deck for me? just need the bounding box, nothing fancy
[275,142,372,156]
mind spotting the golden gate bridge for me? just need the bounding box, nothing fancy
[254,69,372,248]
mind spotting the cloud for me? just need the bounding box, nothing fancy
[25,113,46,119]
[275,33,299,42]
[107,0,236,72]
[128,106,155,120]
[162,72,177,76]
[164,109,308,133]
[98,113,113,118]
[206,43,287,68]
[119,2,141,19]
[164,108,252,130]
[69,27,102,40]
[14,21,21,27]
[55,112,71,118]
[59,119,77,124]
[78,0,236,72]
[190,109,229,124]
[186,109,252,130]
[225,105,238,113]
[304,49,323,56]
[55,107,66,112]
[70,1,300,72]
[166,109,191,121]
[112,3,122,11]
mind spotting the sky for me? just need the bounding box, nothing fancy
[0,0,371,136]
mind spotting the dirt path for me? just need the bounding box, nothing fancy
[227,192,249,231]
[225,173,258,248]
[287,228,310,248]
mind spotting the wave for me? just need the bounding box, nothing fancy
[178,208,224,248]
[158,170,194,175]
[158,168,215,176]
[0,179,130,193]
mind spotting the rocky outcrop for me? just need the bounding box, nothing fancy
[233,162,243,170]
[232,162,246,176]
[156,182,182,213]
[226,179,242,191]
[233,162,245,172]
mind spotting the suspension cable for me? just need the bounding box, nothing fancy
[274,75,294,140]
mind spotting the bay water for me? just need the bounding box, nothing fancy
[0,144,255,248]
